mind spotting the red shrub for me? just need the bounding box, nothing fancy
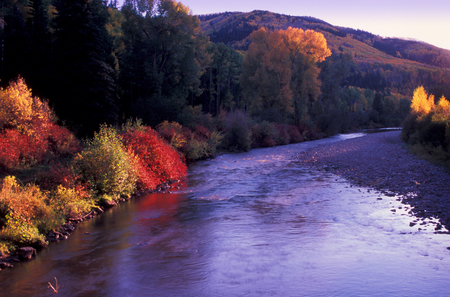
[0,130,22,169]
[0,129,48,169]
[194,125,210,140]
[47,124,82,157]
[131,157,159,190]
[35,162,82,191]
[274,123,290,145]
[287,125,304,143]
[120,127,187,190]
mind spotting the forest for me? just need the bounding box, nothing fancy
[4,0,448,140]
[1,0,450,254]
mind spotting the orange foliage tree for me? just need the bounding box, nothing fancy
[241,27,331,124]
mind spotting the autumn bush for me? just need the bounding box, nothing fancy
[0,79,194,254]
[0,176,56,249]
[251,121,277,148]
[157,120,223,161]
[75,125,137,202]
[120,122,187,189]
[177,105,215,131]
[286,124,304,143]
[221,110,252,152]
[0,78,81,171]
[273,123,290,145]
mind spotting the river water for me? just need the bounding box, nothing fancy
[2,133,450,296]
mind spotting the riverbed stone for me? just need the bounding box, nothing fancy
[17,247,36,260]
[298,131,450,230]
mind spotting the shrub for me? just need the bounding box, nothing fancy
[156,121,187,151]
[251,121,277,148]
[0,77,53,134]
[0,78,80,171]
[0,176,58,248]
[49,185,94,220]
[120,125,187,189]
[222,110,251,152]
[157,121,223,161]
[287,125,303,143]
[274,123,290,145]
[47,124,82,157]
[76,125,137,200]
[177,105,215,131]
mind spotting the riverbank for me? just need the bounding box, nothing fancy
[297,130,450,230]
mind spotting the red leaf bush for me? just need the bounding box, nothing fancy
[120,126,187,191]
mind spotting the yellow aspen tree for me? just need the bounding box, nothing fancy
[437,95,450,111]
[0,77,34,132]
[410,86,435,115]
[241,27,331,124]
[281,27,331,124]
[0,77,53,134]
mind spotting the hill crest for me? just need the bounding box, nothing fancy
[198,10,450,70]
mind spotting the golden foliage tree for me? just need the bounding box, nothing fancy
[437,95,450,111]
[241,27,331,124]
[0,77,53,134]
[410,86,435,115]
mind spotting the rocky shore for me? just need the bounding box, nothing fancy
[297,130,450,230]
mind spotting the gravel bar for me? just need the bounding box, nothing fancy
[297,130,450,229]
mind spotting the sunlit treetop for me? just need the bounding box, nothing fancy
[410,86,435,115]
[281,27,331,63]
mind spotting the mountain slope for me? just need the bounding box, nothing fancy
[198,10,450,70]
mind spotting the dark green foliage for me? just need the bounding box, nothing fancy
[52,0,118,136]
[222,111,251,152]
[251,121,277,148]
[196,43,243,115]
[1,3,30,86]
[26,0,52,99]
[118,0,208,126]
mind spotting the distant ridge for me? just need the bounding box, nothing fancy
[198,10,450,69]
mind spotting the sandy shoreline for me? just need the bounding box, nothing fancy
[297,130,450,229]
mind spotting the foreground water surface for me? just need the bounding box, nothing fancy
[2,133,450,296]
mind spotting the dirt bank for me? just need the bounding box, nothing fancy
[297,130,450,229]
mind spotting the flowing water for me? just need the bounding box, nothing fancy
[2,133,450,296]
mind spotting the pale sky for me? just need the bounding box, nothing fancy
[175,0,450,50]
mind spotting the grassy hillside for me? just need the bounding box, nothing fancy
[198,10,450,99]
[198,10,450,69]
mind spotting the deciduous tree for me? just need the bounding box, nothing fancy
[241,27,331,124]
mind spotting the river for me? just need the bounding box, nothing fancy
[2,133,450,296]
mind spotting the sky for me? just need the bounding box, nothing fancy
[171,0,450,51]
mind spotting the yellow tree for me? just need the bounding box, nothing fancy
[241,28,293,120]
[281,27,331,124]
[241,27,331,124]
[410,86,435,115]
[437,95,450,111]
[0,77,53,134]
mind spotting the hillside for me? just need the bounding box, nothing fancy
[198,10,450,70]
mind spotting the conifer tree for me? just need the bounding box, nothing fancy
[119,0,208,126]
[53,0,118,136]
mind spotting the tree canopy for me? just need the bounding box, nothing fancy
[241,27,331,124]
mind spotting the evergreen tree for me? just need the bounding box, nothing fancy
[26,0,52,99]
[1,2,30,86]
[53,0,118,136]
[118,0,208,126]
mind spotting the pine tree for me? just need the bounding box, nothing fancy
[53,0,118,136]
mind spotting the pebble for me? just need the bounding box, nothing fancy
[298,131,450,229]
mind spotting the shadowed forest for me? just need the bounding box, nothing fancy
[1,0,450,255]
